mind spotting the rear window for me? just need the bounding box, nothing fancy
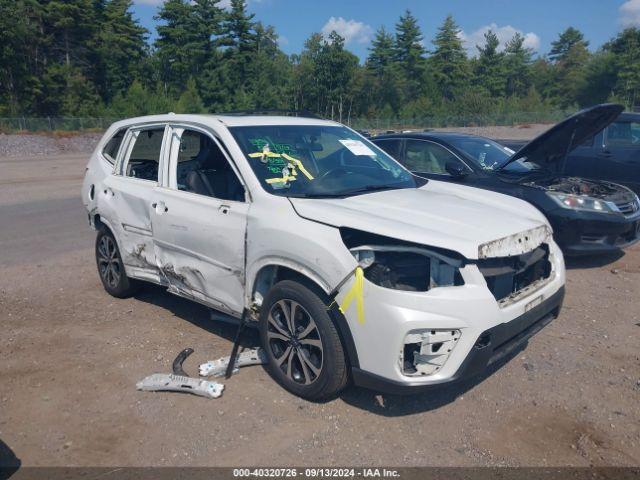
[102,128,127,164]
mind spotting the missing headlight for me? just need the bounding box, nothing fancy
[341,228,465,292]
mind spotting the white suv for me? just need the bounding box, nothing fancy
[82,113,566,400]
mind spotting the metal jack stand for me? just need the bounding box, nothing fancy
[224,309,249,379]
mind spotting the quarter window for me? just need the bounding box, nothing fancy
[404,140,459,174]
[102,128,127,164]
[374,139,402,159]
[124,128,165,181]
[174,129,245,202]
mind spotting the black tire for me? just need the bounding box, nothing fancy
[95,228,140,298]
[259,280,349,401]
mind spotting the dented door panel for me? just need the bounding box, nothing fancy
[150,187,248,315]
[103,174,159,278]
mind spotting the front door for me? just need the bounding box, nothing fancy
[150,126,249,316]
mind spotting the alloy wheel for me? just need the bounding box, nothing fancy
[266,299,323,385]
[97,235,121,289]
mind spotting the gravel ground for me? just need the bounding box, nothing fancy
[0,123,552,159]
[0,128,638,468]
[0,132,103,158]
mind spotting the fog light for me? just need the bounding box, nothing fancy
[402,329,461,376]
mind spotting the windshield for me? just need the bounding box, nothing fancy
[447,136,541,174]
[230,125,420,197]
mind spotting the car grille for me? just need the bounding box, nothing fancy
[615,199,639,216]
[477,244,552,305]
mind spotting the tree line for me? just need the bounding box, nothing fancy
[1,0,639,121]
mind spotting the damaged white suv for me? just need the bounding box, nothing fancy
[82,113,566,400]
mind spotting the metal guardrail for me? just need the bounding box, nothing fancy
[0,111,568,133]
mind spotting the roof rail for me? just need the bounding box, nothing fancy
[217,109,323,119]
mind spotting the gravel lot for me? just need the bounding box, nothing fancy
[0,130,638,468]
[0,123,552,159]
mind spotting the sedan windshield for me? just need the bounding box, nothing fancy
[447,136,540,174]
[230,125,420,197]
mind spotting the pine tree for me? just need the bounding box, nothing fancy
[393,10,425,98]
[0,0,43,114]
[475,30,506,97]
[504,32,533,97]
[176,77,205,113]
[430,15,470,100]
[367,27,395,75]
[549,27,589,63]
[550,28,590,107]
[96,0,148,102]
[605,28,640,108]
[155,0,222,93]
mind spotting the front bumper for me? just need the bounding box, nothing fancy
[335,240,566,391]
[352,286,564,394]
[549,208,640,256]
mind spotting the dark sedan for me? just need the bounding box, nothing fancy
[372,104,640,256]
[499,111,640,196]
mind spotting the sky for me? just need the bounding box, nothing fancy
[131,0,640,60]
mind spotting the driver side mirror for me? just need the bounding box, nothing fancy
[445,160,468,178]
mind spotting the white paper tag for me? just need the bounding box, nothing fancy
[339,139,376,156]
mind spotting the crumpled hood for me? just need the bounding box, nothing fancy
[289,181,551,259]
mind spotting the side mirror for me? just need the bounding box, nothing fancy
[445,160,468,178]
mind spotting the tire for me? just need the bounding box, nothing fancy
[259,280,349,401]
[95,228,140,298]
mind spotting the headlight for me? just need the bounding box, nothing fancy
[349,245,464,291]
[546,191,616,213]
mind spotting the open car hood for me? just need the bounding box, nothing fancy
[500,104,624,170]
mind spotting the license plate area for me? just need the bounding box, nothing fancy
[525,295,544,312]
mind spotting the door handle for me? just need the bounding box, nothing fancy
[219,204,231,214]
[597,150,613,158]
[152,201,168,214]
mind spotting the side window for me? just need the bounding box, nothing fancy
[404,140,459,174]
[607,121,640,147]
[102,128,127,164]
[175,129,245,202]
[374,139,401,159]
[125,128,165,181]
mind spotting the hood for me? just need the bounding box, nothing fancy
[501,103,624,170]
[289,183,550,260]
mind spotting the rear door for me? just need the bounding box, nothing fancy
[102,125,168,282]
[599,120,640,194]
[149,125,249,316]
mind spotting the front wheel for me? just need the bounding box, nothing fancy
[259,280,348,401]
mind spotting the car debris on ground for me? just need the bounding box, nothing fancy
[136,347,267,399]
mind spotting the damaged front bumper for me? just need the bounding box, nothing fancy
[335,241,566,394]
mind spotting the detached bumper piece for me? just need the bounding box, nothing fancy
[136,373,225,399]
[352,286,565,395]
[137,347,267,399]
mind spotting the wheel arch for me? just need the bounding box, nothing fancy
[250,261,360,369]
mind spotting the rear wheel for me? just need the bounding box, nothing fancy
[95,229,140,298]
[259,280,348,401]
